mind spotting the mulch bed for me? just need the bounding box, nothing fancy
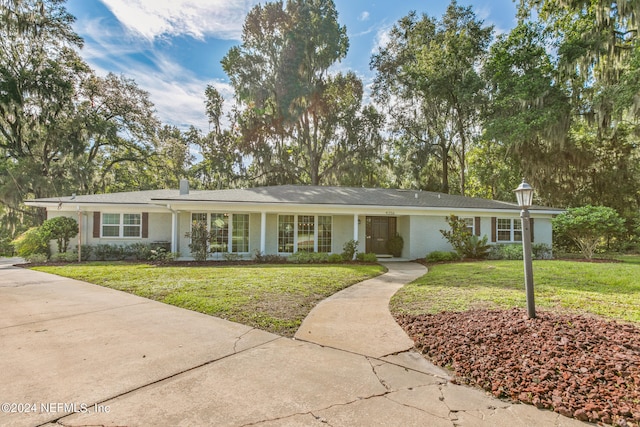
[396,308,640,426]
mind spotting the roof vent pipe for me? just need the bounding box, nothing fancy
[179,179,189,195]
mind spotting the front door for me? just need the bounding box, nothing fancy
[366,217,397,254]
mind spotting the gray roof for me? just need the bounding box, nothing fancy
[153,185,553,211]
[27,189,187,205]
[26,185,560,212]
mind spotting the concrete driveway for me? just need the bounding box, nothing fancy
[0,258,588,426]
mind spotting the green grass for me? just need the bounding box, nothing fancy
[391,260,640,324]
[32,262,384,336]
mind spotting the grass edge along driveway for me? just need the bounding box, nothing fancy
[391,258,640,325]
[32,263,385,337]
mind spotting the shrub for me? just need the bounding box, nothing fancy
[488,243,553,260]
[288,252,329,264]
[253,250,287,264]
[127,242,152,260]
[553,205,625,259]
[327,253,344,263]
[73,245,93,261]
[185,221,210,262]
[356,252,378,262]
[440,215,489,259]
[40,216,78,253]
[342,239,359,260]
[532,243,553,260]
[12,227,49,258]
[464,235,490,259]
[223,253,242,262]
[50,251,79,262]
[150,249,178,263]
[488,244,523,260]
[93,244,126,261]
[386,234,404,257]
[25,253,48,263]
[425,251,459,263]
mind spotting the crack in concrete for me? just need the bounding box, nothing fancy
[381,391,457,425]
[0,301,153,331]
[36,335,282,427]
[238,411,332,426]
[232,327,258,353]
[367,357,391,391]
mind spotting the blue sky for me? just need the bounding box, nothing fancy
[65,0,519,132]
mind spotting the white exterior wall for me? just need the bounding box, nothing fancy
[46,210,172,254]
[532,216,553,247]
[408,215,452,259]
[333,215,357,254]
[43,206,556,260]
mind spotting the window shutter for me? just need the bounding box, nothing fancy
[530,218,535,243]
[142,212,149,238]
[93,212,100,238]
[491,217,496,242]
[474,217,481,236]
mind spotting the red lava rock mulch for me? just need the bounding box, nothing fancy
[396,308,640,426]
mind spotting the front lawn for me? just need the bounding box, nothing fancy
[391,259,640,324]
[32,263,384,337]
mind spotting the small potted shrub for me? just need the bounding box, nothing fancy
[386,234,404,257]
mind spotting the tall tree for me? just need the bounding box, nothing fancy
[0,0,162,231]
[222,0,380,186]
[481,22,572,206]
[191,85,245,189]
[72,72,159,193]
[512,0,640,212]
[371,1,492,194]
[0,0,89,225]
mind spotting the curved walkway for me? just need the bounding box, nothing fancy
[295,261,427,357]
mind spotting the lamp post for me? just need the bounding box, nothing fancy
[514,179,536,319]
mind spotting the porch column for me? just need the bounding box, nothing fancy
[77,209,83,262]
[171,210,179,253]
[260,211,267,254]
[353,213,359,242]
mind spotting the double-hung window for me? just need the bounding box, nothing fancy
[496,218,522,242]
[102,213,141,238]
[462,217,475,236]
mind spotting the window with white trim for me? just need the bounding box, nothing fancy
[102,213,141,238]
[317,216,332,253]
[232,214,249,253]
[210,213,229,253]
[190,213,249,253]
[297,215,315,252]
[278,214,333,253]
[462,217,475,235]
[278,215,295,253]
[497,218,522,242]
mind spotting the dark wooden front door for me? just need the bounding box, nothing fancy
[366,217,397,254]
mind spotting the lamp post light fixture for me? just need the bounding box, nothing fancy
[514,178,536,319]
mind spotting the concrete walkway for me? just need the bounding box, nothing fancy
[0,258,588,427]
[295,262,427,357]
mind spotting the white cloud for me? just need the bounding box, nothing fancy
[100,0,260,41]
[74,19,233,132]
[371,24,392,55]
[359,11,370,21]
[117,52,235,132]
